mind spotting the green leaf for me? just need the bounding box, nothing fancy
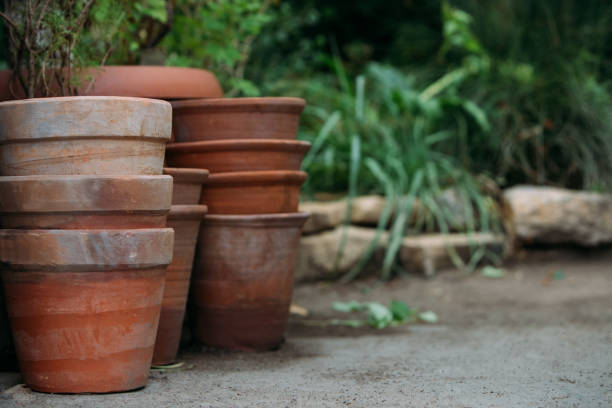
[418,311,439,324]
[366,302,394,329]
[332,301,366,313]
[390,300,414,322]
[481,266,506,278]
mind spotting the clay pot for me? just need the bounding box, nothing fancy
[202,170,307,214]
[171,97,306,143]
[190,213,310,351]
[0,175,172,229]
[0,96,171,176]
[165,139,311,173]
[152,205,208,365]
[163,167,209,205]
[0,66,223,101]
[0,228,174,393]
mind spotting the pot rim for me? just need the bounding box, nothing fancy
[163,167,209,183]
[0,228,174,270]
[170,97,305,114]
[0,96,172,141]
[0,175,172,213]
[168,204,208,220]
[0,95,170,107]
[166,139,311,153]
[204,212,311,228]
[206,170,307,186]
[81,66,223,100]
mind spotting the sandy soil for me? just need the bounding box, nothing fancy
[1,248,611,407]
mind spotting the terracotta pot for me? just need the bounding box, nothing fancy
[0,66,223,101]
[163,167,209,205]
[0,175,172,229]
[0,96,171,176]
[191,213,310,351]
[0,228,174,393]
[165,139,311,173]
[171,97,306,143]
[202,170,307,214]
[152,205,207,365]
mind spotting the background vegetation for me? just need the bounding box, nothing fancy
[2,0,611,279]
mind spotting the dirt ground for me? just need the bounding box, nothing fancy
[0,248,611,407]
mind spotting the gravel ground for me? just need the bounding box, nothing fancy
[1,248,611,407]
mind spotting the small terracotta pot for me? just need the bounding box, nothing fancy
[163,167,209,205]
[165,139,311,173]
[0,228,174,393]
[191,213,310,351]
[152,205,207,365]
[0,67,223,101]
[171,97,306,142]
[0,175,172,229]
[0,96,171,176]
[202,170,307,214]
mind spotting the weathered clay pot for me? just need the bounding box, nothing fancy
[0,67,223,101]
[0,175,172,229]
[171,97,306,142]
[191,213,310,351]
[0,96,171,176]
[0,228,174,393]
[82,66,223,100]
[202,170,307,214]
[165,139,311,173]
[153,205,208,365]
[163,167,209,205]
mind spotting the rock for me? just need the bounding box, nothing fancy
[503,185,612,246]
[295,226,388,281]
[350,195,388,225]
[300,195,389,233]
[399,233,507,277]
[299,200,347,234]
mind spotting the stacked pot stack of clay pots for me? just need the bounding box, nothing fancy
[151,167,208,366]
[165,97,311,351]
[0,96,175,393]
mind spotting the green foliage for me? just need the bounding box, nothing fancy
[162,0,275,96]
[1,0,111,97]
[331,300,435,328]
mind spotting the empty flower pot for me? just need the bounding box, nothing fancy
[163,167,209,205]
[165,139,311,173]
[202,170,307,214]
[152,205,208,365]
[1,67,223,102]
[0,175,172,229]
[171,97,306,142]
[0,228,174,393]
[190,212,310,351]
[80,66,223,100]
[0,96,171,176]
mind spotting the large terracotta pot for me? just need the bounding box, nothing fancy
[163,167,209,205]
[202,170,307,214]
[152,205,207,365]
[165,139,311,173]
[0,228,174,393]
[0,96,171,176]
[0,66,223,101]
[171,97,306,143]
[191,213,310,351]
[0,175,172,229]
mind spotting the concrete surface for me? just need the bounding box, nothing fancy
[1,248,611,407]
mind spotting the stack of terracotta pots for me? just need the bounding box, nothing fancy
[165,97,311,351]
[0,96,175,393]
